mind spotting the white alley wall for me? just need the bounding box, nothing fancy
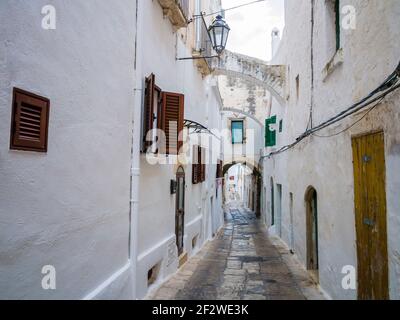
[0,1,136,299]
[136,0,224,299]
[264,0,400,299]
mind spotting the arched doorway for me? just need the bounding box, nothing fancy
[270,178,275,226]
[305,187,319,280]
[222,162,261,209]
[175,167,185,257]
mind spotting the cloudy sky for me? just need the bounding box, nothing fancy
[221,0,285,61]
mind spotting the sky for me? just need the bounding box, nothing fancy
[221,0,285,61]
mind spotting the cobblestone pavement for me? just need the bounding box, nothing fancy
[147,203,326,300]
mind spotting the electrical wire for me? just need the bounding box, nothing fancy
[189,0,268,21]
[312,97,384,138]
[204,0,267,17]
[261,62,400,159]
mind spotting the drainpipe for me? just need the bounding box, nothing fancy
[130,0,144,299]
[310,0,315,129]
[195,0,201,52]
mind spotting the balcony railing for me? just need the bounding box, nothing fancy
[178,0,190,21]
[158,0,190,29]
[193,15,214,75]
[200,17,213,58]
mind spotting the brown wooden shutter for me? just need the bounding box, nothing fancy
[199,147,206,182]
[143,74,155,150]
[198,146,202,183]
[192,145,199,184]
[201,151,206,182]
[10,88,50,152]
[161,92,184,155]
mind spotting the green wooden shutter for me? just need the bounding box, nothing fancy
[265,119,269,146]
[265,116,277,147]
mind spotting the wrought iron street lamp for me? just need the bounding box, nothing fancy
[208,15,230,55]
[177,13,230,60]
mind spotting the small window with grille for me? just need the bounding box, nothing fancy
[10,88,50,152]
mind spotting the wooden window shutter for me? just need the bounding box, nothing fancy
[265,116,277,147]
[10,88,50,152]
[143,74,155,150]
[192,145,199,184]
[161,92,184,155]
[200,147,206,182]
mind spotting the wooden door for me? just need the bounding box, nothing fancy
[306,188,319,273]
[175,167,186,257]
[289,193,295,253]
[352,131,389,300]
[277,184,282,237]
[271,178,275,226]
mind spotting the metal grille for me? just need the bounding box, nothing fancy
[200,15,213,58]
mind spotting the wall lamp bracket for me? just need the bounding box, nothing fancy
[176,55,220,61]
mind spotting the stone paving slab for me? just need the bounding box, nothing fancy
[146,203,326,300]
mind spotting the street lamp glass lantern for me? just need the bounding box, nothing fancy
[208,15,230,55]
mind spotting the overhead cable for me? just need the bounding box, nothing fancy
[262,61,400,159]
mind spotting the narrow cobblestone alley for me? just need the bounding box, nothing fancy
[147,203,325,300]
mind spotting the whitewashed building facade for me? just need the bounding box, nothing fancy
[0,0,224,299]
[263,0,400,300]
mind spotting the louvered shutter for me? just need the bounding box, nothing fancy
[161,92,184,155]
[265,116,277,147]
[192,145,199,184]
[143,74,155,150]
[10,88,50,152]
[200,147,206,182]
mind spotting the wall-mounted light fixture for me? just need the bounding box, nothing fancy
[177,14,230,60]
[208,15,230,55]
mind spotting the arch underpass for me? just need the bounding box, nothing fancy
[221,108,264,127]
[213,50,286,218]
[212,50,286,109]
[223,161,262,218]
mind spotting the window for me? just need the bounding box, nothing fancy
[192,145,206,184]
[216,160,223,179]
[325,0,341,56]
[265,116,277,147]
[335,0,341,51]
[143,74,164,153]
[231,120,244,144]
[10,88,50,152]
[279,119,283,133]
[295,74,300,102]
[142,74,184,155]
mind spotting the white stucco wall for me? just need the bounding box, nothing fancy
[136,0,224,299]
[264,0,400,300]
[0,1,136,299]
